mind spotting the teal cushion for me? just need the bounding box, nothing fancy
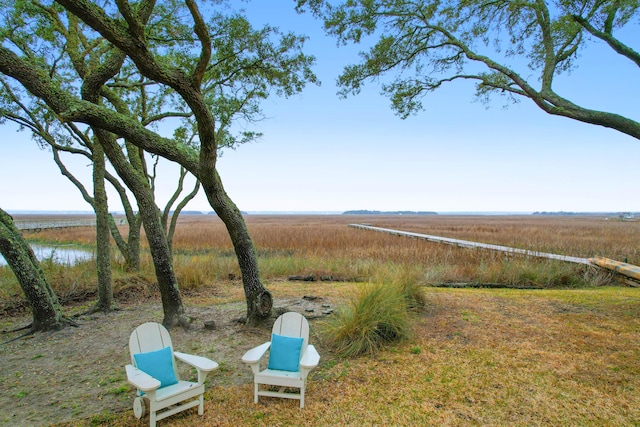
[268,333,304,372]
[133,346,178,388]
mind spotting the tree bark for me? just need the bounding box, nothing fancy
[101,135,188,328]
[0,209,69,332]
[104,174,142,272]
[78,40,187,327]
[93,142,114,313]
[107,211,141,272]
[0,2,274,324]
[200,167,272,325]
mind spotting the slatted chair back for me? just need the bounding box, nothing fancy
[129,322,179,380]
[272,311,310,353]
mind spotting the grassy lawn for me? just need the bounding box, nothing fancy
[56,285,640,427]
[6,215,639,425]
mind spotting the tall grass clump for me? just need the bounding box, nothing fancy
[321,282,412,357]
[371,266,428,310]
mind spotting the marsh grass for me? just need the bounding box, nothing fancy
[169,214,639,288]
[2,214,634,312]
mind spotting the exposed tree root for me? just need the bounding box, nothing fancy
[1,329,36,345]
[161,312,193,331]
[63,316,79,328]
[1,316,78,345]
[72,304,119,318]
[1,322,32,334]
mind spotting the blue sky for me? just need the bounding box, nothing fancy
[1,1,639,214]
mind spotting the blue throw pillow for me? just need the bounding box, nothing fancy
[268,333,304,372]
[133,346,178,388]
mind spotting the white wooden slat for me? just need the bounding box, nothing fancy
[14,218,126,230]
[348,224,592,265]
[273,312,309,351]
[129,322,173,355]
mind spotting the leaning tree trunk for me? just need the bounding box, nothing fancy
[0,209,69,332]
[200,167,272,326]
[105,182,142,272]
[99,135,188,328]
[51,142,115,311]
[0,8,272,325]
[138,196,187,328]
[93,142,114,313]
[79,44,187,327]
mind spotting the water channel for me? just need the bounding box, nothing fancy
[0,244,95,267]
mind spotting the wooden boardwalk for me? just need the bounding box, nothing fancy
[348,224,592,265]
[15,218,126,231]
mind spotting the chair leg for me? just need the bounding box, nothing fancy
[198,394,204,415]
[300,385,305,408]
[254,383,259,403]
[149,410,156,427]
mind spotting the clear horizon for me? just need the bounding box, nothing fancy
[7,209,638,216]
[1,2,639,213]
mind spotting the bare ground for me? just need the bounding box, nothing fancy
[0,294,333,427]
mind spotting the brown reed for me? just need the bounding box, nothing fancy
[11,214,639,294]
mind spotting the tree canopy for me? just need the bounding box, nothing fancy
[298,0,640,139]
[0,0,318,325]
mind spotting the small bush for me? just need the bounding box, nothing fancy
[321,282,411,358]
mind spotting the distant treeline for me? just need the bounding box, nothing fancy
[533,211,638,217]
[342,210,438,215]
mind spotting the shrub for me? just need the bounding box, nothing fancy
[320,282,411,357]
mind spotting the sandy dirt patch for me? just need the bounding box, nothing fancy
[0,296,331,427]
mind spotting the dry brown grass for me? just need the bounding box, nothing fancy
[149,214,640,272]
[53,286,640,427]
[12,214,638,299]
[22,214,640,264]
[163,214,640,287]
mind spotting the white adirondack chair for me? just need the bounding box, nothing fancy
[126,322,218,427]
[242,312,320,408]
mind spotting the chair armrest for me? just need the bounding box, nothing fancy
[174,351,219,372]
[241,342,271,364]
[126,364,160,392]
[300,344,320,370]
